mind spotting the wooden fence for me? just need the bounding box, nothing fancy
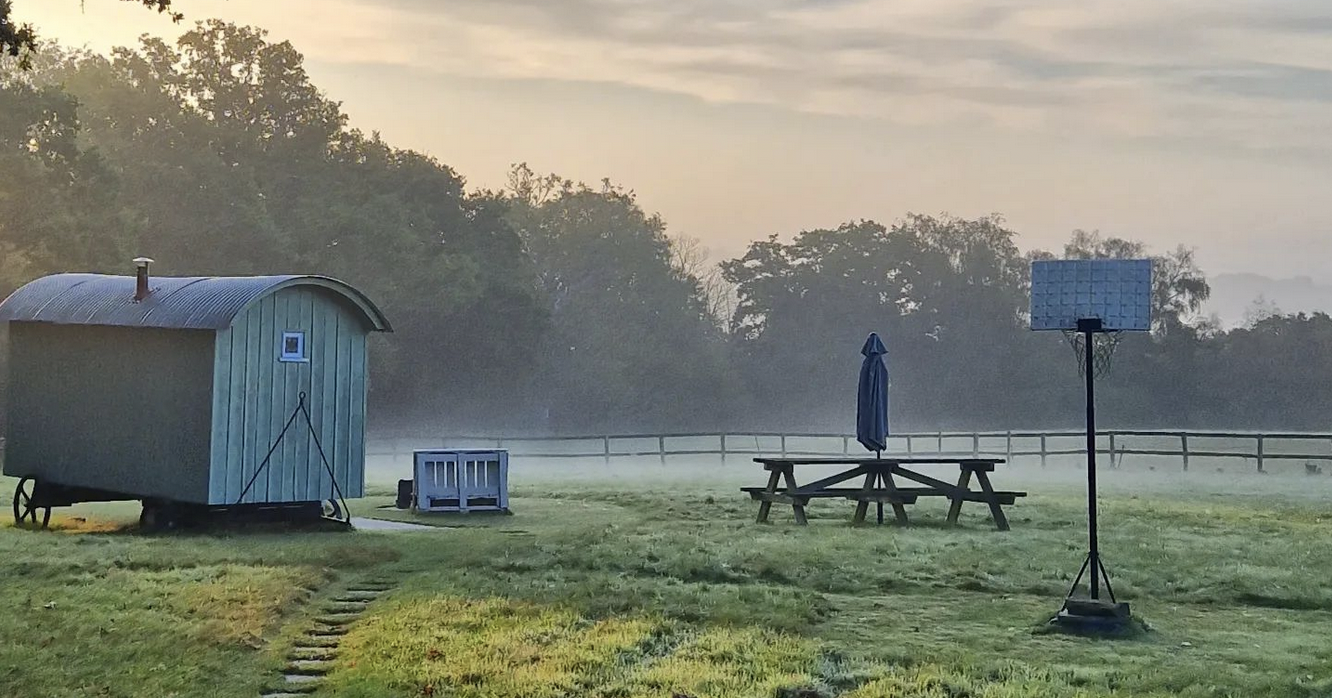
[366,430,1332,474]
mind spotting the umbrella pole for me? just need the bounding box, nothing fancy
[875,449,884,525]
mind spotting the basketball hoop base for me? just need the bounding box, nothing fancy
[1048,598,1135,635]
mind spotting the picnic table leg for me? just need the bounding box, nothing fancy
[875,475,884,525]
[945,469,973,526]
[756,468,781,523]
[781,467,808,525]
[852,472,874,525]
[974,470,1011,531]
[881,471,910,525]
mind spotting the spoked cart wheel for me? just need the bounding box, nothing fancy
[321,498,346,522]
[12,477,51,530]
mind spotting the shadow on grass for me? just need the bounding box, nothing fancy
[10,515,366,539]
[1030,612,1154,640]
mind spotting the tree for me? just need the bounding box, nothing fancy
[1060,229,1211,333]
[721,214,1066,431]
[1192,312,1332,429]
[2,0,180,68]
[1242,295,1282,328]
[505,163,735,431]
[1,23,547,430]
[670,233,735,332]
[0,63,131,285]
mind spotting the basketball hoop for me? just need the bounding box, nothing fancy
[1062,329,1124,379]
[1030,259,1154,634]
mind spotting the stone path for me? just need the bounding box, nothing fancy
[349,516,438,532]
[259,579,398,697]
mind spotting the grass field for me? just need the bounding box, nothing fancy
[2,460,1331,697]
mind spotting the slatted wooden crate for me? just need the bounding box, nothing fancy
[412,449,509,513]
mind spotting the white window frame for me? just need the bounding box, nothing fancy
[280,331,308,363]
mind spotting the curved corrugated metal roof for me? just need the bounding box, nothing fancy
[0,274,392,332]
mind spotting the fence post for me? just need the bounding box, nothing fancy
[842,436,850,456]
[603,436,611,466]
[937,431,944,453]
[1005,431,1013,464]
[1256,434,1264,473]
[1181,434,1190,472]
[906,434,913,456]
[659,436,667,466]
[720,435,727,465]
[972,433,980,458]
[1108,433,1117,469]
[781,435,787,458]
[1040,434,1048,468]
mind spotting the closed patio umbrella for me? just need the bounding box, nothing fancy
[857,332,889,454]
[857,332,890,523]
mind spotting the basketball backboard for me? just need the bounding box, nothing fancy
[1030,259,1153,332]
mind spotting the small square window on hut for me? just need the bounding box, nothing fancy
[280,331,307,362]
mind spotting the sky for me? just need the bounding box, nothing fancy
[16,0,1332,280]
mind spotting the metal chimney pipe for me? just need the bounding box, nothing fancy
[133,257,154,301]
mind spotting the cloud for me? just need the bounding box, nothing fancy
[61,0,1332,154]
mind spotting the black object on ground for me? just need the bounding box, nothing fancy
[396,479,413,509]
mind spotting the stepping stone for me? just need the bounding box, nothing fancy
[267,682,319,693]
[337,591,382,601]
[286,659,335,672]
[296,636,342,648]
[283,673,324,684]
[309,628,348,639]
[289,645,338,656]
[323,601,369,613]
[261,692,314,698]
[288,651,337,663]
[315,614,361,626]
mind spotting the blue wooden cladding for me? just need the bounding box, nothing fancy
[412,450,510,513]
[0,272,390,507]
[209,287,372,504]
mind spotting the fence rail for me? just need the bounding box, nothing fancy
[366,429,1332,474]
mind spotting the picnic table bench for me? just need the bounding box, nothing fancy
[742,457,1026,530]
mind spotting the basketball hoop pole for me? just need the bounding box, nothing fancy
[1080,317,1102,601]
[1059,316,1125,620]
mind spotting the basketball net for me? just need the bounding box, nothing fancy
[1062,329,1124,379]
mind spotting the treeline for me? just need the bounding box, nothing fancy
[0,22,1326,435]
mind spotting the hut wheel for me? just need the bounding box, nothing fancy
[12,477,51,530]
[321,498,344,521]
[139,500,181,532]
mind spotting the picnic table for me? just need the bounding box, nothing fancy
[741,457,1026,531]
